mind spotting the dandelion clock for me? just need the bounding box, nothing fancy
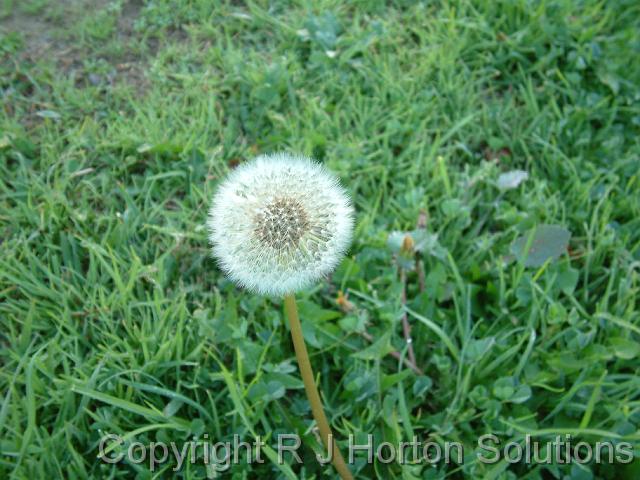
[208,153,353,296]
[207,153,354,479]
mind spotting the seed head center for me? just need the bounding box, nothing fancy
[254,197,310,249]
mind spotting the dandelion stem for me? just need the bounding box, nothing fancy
[415,210,427,293]
[284,294,354,480]
[399,268,417,368]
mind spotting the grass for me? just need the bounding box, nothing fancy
[1,0,639,478]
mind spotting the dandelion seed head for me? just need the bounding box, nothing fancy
[207,152,354,296]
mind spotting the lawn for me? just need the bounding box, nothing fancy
[1,0,639,478]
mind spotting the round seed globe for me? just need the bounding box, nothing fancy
[207,153,354,296]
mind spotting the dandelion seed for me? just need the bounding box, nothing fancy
[207,152,354,296]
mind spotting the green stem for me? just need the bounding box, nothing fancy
[284,294,354,480]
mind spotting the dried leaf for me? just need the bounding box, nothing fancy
[497,170,529,190]
[511,224,571,267]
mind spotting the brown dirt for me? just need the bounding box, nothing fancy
[0,0,148,91]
